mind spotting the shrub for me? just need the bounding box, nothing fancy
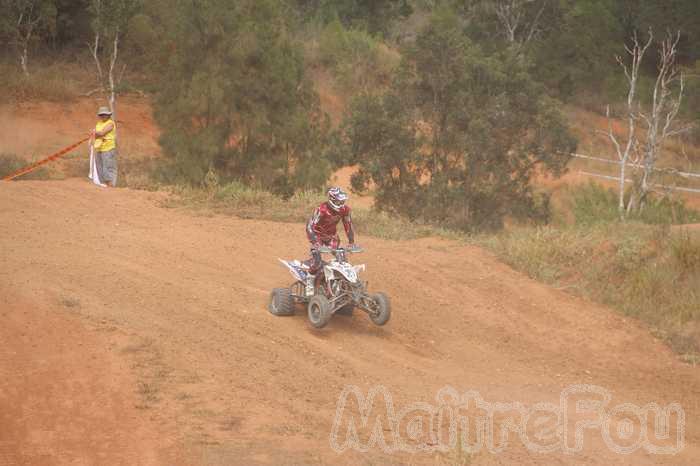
[0,153,50,180]
[569,182,620,226]
[318,18,398,93]
[672,230,700,273]
[569,181,700,226]
[639,196,700,225]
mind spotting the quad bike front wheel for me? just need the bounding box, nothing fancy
[369,292,391,326]
[269,288,295,316]
[307,294,332,328]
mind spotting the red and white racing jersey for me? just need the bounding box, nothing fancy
[306,202,354,245]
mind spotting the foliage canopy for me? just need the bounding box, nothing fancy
[340,7,577,231]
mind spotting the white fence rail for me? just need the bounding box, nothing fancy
[570,153,700,179]
[570,152,700,195]
[578,170,700,194]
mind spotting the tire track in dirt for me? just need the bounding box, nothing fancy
[1,179,699,465]
[0,292,183,465]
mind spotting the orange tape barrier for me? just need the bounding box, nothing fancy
[2,136,90,181]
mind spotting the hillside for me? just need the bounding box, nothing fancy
[2,179,699,465]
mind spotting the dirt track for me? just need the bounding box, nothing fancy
[1,179,699,465]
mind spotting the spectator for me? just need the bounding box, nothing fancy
[92,106,118,187]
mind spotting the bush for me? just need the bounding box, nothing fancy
[318,18,399,93]
[569,182,620,226]
[569,182,700,226]
[672,230,700,273]
[639,196,700,225]
[0,153,50,180]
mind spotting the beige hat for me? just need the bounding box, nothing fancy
[97,106,112,116]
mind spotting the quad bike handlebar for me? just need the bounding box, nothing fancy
[317,245,364,254]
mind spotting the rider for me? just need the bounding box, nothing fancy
[304,186,355,295]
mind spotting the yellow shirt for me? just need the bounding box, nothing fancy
[94,119,116,152]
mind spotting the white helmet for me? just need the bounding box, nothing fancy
[327,186,348,211]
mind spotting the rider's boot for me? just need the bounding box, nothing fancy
[305,273,315,297]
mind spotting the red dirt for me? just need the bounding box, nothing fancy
[0,97,160,167]
[0,291,182,465]
[314,69,346,126]
[329,165,373,209]
[1,179,699,465]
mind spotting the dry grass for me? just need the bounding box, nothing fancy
[477,222,700,362]
[167,180,459,241]
[0,60,89,103]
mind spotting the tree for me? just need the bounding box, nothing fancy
[1,0,57,75]
[340,6,576,231]
[457,0,623,98]
[602,32,650,217]
[87,0,141,116]
[153,0,331,193]
[51,0,92,49]
[604,29,691,217]
[464,0,550,50]
[625,0,700,64]
[292,0,412,37]
[459,0,547,52]
[531,0,622,98]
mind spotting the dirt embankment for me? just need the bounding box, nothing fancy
[1,179,699,465]
[0,97,159,157]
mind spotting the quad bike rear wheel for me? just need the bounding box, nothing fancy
[369,292,391,326]
[308,294,332,328]
[269,288,295,316]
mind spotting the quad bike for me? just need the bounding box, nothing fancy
[269,245,391,329]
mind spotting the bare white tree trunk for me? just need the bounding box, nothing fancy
[88,0,105,94]
[107,26,120,119]
[15,5,41,77]
[87,0,123,126]
[602,31,651,219]
[89,33,104,90]
[495,0,521,44]
[603,29,689,218]
[637,32,689,206]
[493,0,546,52]
[20,44,29,76]
[108,28,120,145]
